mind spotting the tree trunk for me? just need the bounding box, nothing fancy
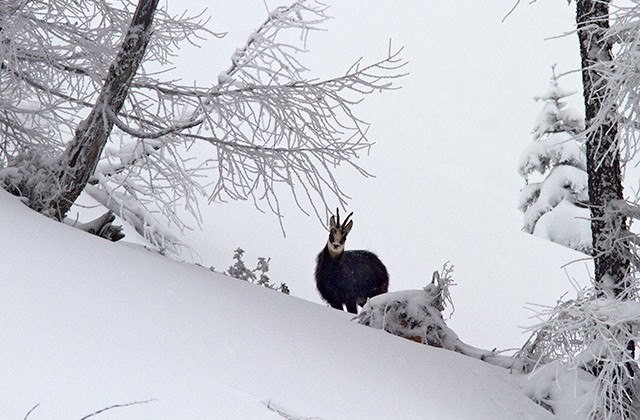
[50,0,159,220]
[576,0,630,298]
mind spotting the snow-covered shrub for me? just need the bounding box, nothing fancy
[357,263,455,344]
[518,65,591,253]
[357,262,607,416]
[358,263,513,367]
[224,248,289,294]
[515,287,640,419]
[515,360,595,419]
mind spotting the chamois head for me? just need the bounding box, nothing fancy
[327,208,353,257]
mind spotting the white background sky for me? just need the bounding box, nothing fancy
[155,0,592,350]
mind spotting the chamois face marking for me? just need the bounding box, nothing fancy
[328,227,345,256]
[327,214,352,257]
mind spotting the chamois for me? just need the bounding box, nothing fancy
[315,208,389,314]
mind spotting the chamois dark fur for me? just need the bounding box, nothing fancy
[315,208,389,314]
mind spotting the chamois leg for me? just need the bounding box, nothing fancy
[345,302,358,314]
[330,302,344,311]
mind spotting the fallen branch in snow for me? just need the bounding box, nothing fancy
[84,182,185,256]
[23,399,156,419]
[78,399,157,419]
[261,399,323,420]
[63,211,125,242]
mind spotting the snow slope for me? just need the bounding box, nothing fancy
[0,189,553,419]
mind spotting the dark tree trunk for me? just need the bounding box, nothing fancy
[49,0,159,220]
[576,0,630,298]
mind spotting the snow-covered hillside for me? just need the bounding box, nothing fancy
[0,189,555,419]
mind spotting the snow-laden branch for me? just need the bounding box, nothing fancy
[519,165,588,233]
[109,27,405,227]
[518,132,586,179]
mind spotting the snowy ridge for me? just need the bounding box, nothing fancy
[0,189,553,419]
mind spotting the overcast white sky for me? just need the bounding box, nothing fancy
[162,0,590,350]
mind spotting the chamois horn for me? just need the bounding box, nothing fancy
[335,207,353,229]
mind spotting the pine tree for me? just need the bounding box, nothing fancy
[518,65,591,253]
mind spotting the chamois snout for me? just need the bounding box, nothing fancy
[315,208,389,314]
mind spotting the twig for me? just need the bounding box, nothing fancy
[262,399,324,420]
[79,399,157,419]
[23,404,40,420]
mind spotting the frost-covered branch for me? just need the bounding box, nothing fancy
[515,287,640,419]
[0,0,215,154]
[587,1,640,166]
[221,0,328,85]
[0,0,407,251]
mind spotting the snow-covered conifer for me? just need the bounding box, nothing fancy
[517,66,591,253]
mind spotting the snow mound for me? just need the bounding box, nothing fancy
[534,199,591,253]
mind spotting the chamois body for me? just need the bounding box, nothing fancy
[315,209,389,314]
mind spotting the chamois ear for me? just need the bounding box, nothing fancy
[343,220,353,236]
[329,215,337,229]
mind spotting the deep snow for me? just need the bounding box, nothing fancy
[0,189,555,419]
